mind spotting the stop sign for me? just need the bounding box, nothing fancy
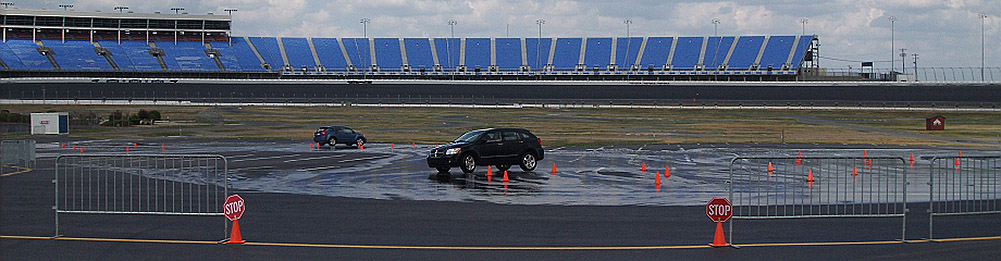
[223,194,245,221]
[706,198,732,222]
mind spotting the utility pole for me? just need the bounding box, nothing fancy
[912,53,919,82]
[900,48,907,73]
[979,13,987,81]
[889,16,896,75]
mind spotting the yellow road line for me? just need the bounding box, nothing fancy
[0,165,32,177]
[1,235,999,250]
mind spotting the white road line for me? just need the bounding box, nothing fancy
[232,165,273,171]
[297,156,387,172]
[232,154,300,163]
[226,153,257,159]
[284,155,345,163]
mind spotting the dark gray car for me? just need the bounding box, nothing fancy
[313,126,366,147]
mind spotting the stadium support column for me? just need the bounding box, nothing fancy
[225,9,238,46]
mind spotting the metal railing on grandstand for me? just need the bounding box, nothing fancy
[54,154,229,238]
[728,156,908,244]
[818,67,1001,82]
[928,156,1001,240]
[1,139,36,175]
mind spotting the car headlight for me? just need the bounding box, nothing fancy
[445,148,461,155]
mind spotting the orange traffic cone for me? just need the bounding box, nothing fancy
[641,162,647,172]
[664,165,671,179]
[807,169,815,183]
[391,144,395,151]
[228,220,245,244]
[851,166,858,179]
[61,143,65,148]
[360,144,364,151]
[909,154,914,165]
[486,166,493,182]
[134,143,138,148]
[551,163,557,175]
[767,162,773,176]
[309,143,313,149]
[955,157,960,166]
[126,147,130,153]
[796,152,802,165]
[412,143,416,148]
[709,221,729,247]
[502,171,509,183]
[162,144,166,151]
[654,172,662,185]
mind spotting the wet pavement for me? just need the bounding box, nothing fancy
[32,139,1000,207]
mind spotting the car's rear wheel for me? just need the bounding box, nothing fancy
[460,154,477,174]
[496,165,510,172]
[436,166,451,173]
[519,153,537,171]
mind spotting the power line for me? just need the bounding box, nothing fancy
[818,55,891,63]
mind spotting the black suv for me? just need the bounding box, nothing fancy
[313,126,367,147]
[427,128,544,174]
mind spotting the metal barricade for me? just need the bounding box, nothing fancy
[1,139,36,174]
[54,154,228,238]
[728,156,908,244]
[928,156,1001,240]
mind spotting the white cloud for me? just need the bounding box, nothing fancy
[12,0,1001,67]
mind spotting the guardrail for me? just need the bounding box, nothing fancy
[54,154,228,238]
[728,156,908,244]
[1,139,36,175]
[928,156,1001,240]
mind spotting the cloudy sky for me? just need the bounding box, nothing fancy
[15,0,1001,68]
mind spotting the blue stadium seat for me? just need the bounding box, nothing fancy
[42,40,112,71]
[230,38,266,72]
[760,36,796,70]
[282,37,316,70]
[5,39,53,70]
[403,38,434,70]
[156,41,218,71]
[312,38,348,71]
[704,37,735,69]
[98,42,136,71]
[494,38,522,70]
[433,38,460,70]
[248,37,283,69]
[671,37,703,70]
[0,41,28,70]
[464,38,491,70]
[639,37,672,69]
[208,41,243,72]
[552,38,582,70]
[524,38,552,70]
[110,40,161,71]
[790,35,813,70]
[728,36,764,70]
[583,37,612,69]
[341,38,372,69]
[614,37,642,67]
[373,38,402,71]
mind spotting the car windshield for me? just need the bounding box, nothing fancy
[453,131,484,143]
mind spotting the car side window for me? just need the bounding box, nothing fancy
[519,132,531,140]
[502,131,519,141]
[341,128,353,134]
[483,131,500,142]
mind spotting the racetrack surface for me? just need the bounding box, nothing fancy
[3,138,1001,259]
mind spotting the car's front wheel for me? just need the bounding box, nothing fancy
[460,154,477,174]
[327,137,337,147]
[355,137,365,147]
[519,152,537,171]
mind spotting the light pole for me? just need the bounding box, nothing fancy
[979,13,987,81]
[448,19,456,38]
[360,18,370,38]
[171,7,184,14]
[624,19,632,69]
[889,16,895,74]
[59,4,73,11]
[712,18,720,37]
[225,9,237,46]
[114,6,129,13]
[799,18,808,36]
[536,18,545,73]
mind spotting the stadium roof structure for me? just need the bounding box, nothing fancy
[0,8,231,44]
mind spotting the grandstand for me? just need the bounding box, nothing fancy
[0,8,818,80]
